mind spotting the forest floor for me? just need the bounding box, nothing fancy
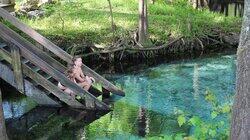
[15,0,242,62]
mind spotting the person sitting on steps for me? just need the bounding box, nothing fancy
[58,56,95,98]
[58,68,76,97]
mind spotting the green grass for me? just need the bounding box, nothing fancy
[16,0,242,47]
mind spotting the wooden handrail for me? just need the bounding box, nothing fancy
[0,23,110,110]
[0,20,67,73]
[0,48,84,108]
[0,8,71,62]
[0,7,125,96]
[0,21,124,96]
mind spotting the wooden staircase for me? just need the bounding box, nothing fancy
[0,1,15,12]
[0,7,125,110]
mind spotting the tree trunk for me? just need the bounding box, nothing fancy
[107,0,116,43]
[0,88,8,140]
[230,0,250,139]
[189,0,197,9]
[138,0,148,45]
[189,0,208,9]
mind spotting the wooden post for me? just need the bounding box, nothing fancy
[10,44,24,93]
[0,88,8,140]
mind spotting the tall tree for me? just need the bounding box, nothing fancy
[107,0,116,40]
[230,0,250,139]
[0,88,8,140]
[138,0,148,45]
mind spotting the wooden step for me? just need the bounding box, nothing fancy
[21,58,30,64]
[0,48,84,108]
[32,66,40,72]
[44,74,52,80]
[0,16,114,109]
[0,43,7,49]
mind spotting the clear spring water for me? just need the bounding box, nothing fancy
[3,54,236,139]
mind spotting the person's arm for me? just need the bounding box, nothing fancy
[79,69,86,78]
[80,68,95,83]
[75,72,86,82]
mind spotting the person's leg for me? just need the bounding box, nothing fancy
[85,76,94,85]
[64,88,75,97]
[77,82,91,91]
[58,82,66,90]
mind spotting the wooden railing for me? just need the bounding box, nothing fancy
[0,7,125,96]
[0,22,110,110]
[0,7,125,110]
[0,47,84,108]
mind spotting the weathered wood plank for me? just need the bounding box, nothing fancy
[0,48,84,108]
[21,58,29,64]
[0,24,110,110]
[0,7,72,62]
[44,74,52,80]
[85,95,95,109]
[0,24,123,98]
[0,88,8,140]
[22,66,85,108]
[82,65,125,96]
[0,61,60,106]
[0,4,14,12]
[0,7,125,96]
[10,45,24,93]
[0,48,11,62]
[0,43,7,49]
[0,24,66,73]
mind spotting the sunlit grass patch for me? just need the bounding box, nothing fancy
[16,0,241,46]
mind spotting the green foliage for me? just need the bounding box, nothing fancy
[15,0,241,47]
[177,115,186,127]
[173,89,233,139]
[188,116,201,126]
[211,111,218,119]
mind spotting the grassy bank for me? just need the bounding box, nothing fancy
[15,0,241,47]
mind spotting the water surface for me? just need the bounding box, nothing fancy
[3,54,236,139]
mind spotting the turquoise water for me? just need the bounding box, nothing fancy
[84,54,236,139]
[3,54,236,139]
[3,95,37,119]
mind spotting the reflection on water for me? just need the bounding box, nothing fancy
[5,107,109,140]
[88,54,235,139]
[0,82,37,119]
[3,96,37,119]
[3,54,236,139]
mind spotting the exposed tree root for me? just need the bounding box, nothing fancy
[62,29,239,62]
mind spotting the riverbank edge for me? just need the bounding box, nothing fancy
[48,30,239,65]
